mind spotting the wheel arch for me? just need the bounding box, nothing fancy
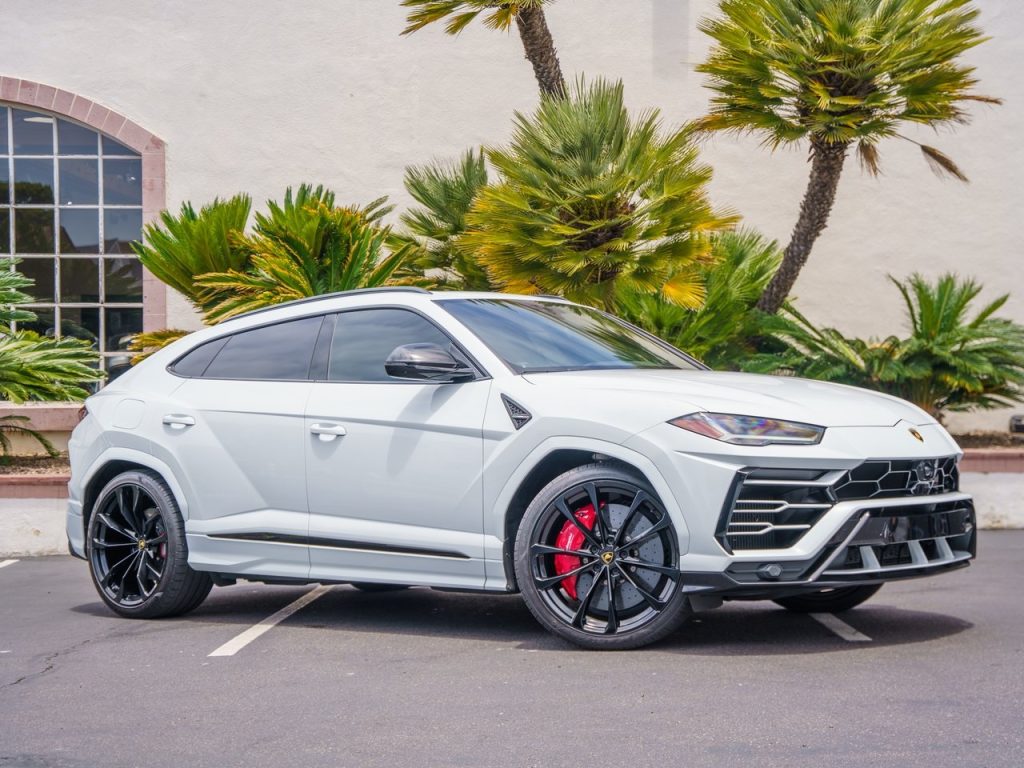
[79,449,191,538]
[495,438,689,591]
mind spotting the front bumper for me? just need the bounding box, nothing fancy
[681,492,975,598]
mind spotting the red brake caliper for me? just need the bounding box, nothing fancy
[553,504,597,599]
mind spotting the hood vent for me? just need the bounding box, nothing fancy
[501,395,532,430]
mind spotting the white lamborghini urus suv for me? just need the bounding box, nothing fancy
[66,288,976,649]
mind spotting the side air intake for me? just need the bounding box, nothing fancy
[501,395,532,430]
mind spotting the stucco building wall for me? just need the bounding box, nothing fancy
[3,0,1020,429]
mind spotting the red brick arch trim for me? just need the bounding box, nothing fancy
[0,75,167,332]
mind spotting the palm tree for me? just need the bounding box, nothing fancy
[749,274,1024,420]
[697,0,999,314]
[132,194,252,312]
[462,78,736,311]
[401,0,566,97]
[617,229,781,368]
[394,149,494,290]
[1,261,104,404]
[196,194,415,322]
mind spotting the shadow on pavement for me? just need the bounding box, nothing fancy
[73,582,974,654]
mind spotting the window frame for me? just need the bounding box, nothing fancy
[315,305,489,384]
[1,104,145,373]
[166,305,490,384]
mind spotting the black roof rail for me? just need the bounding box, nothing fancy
[227,286,432,321]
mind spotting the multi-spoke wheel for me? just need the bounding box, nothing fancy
[86,470,212,618]
[772,584,881,614]
[515,463,690,650]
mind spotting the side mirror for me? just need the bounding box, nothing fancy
[385,343,475,383]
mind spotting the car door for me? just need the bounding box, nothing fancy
[304,307,491,588]
[155,314,326,579]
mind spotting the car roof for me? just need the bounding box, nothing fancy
[221,287,572,324]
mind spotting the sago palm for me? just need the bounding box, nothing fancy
[132,194,252,313]
[462,78,736,311]
[1,262,39,326]
[395,149,494,290]
[697,0,999,313]
[1,260,104,403]
[749,274,1024,420]
[0,414,59,463]
[196,196,415,323]
[617,229,781,368]
[401,0,565,97]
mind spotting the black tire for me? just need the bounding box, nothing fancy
[514,463,691,650]
[350,583,410,593]
[772,584,882,613]
[86,469,212,618]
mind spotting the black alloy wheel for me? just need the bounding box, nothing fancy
[87,470,212,618]
[515,463,691,650]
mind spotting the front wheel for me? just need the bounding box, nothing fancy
[86,469,212,618]
[514,463,690,650]
[772,584,882,613]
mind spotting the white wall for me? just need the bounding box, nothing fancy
[4,1,1020,428]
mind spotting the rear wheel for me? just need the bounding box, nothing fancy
[772,584,882,613]
[86,469,212,618]
[514,463,690,650]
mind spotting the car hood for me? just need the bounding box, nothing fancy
[521,369,935,428]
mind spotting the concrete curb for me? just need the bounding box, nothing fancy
[0,471,1019,557]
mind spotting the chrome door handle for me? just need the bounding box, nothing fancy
[310,423,347,442]
[162,414,196,430]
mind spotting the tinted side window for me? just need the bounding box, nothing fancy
[169,337,227,377]
[201,316,323,380]
[328,309,453,382]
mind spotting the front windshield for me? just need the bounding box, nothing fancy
[438,298,702,373]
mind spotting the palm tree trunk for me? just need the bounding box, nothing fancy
[515,6,566,99]
[757,140,849,314]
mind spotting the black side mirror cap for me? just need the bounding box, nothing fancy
[384,343,475,383]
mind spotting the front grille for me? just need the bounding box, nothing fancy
[833,457,958,500]
[718,457,960,552]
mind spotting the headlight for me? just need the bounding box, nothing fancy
[668,412,825,446]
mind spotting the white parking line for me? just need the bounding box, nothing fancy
[208,585,332,657]
[810,612,872,643]
[0,559,19,570]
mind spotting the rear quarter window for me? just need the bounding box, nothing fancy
[170,316,324,380]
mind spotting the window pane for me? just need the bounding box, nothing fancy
[204,316,323,380]
[101,136,137,157]
[170,337,228,378]
[0,210,8,253]
[440,299,699,373]
[105,307,142,351]
[13,158,54,204]
[19,307,56,337]
[58,159,98,205]
[18,257,56,302]
[57,119,98,155]
[60,257,100,303]
[59,208,100,253]
[104,257,143,302]
[11,109,54,154]
[0,108,7,155]
[14,209,55,253]
[0,163,8,204]
[103,158,141,205]
[329,308,452,382]
[103,209,141,253]
[61,306,100,345]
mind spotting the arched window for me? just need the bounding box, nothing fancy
[1,104,143,374]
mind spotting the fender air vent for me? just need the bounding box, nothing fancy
[501,395,532,430]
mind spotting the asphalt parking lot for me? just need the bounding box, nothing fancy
[1,531,1021,768]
